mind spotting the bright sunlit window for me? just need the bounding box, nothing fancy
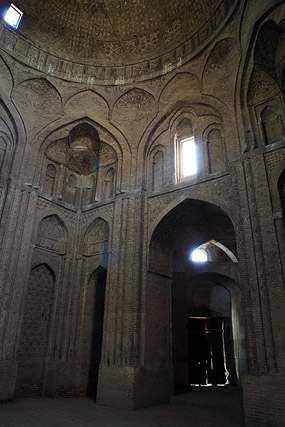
[4,4,23,29]
[181,136,197,177]
[190,248,208,262]
[175,135,197,183]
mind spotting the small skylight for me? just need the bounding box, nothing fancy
[190,248,207,262]
[4,3,23,29]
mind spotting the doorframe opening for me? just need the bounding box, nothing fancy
[188,316,230,387]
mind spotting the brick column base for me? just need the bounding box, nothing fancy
[96,364,173,409]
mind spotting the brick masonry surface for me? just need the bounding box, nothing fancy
[0,1,284,427]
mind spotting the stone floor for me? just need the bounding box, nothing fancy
[0,387,245,427]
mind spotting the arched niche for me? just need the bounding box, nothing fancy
[68,123,100,176]
[253,21,282,82]
[151,149,164,192]
[36,215,67,254]
[82,174,96,207]
[103,167,115,200]
[16,263,55,395]
[43,163,57,196]
[141,102,224,191]
[261,106,284,145]
[146,138,168,191]
[39,122,119,208]
[207,128,227,174]
[64,172,78,206]
[83,218,109,257]
[246,20,285,148]
[69,123,100,151]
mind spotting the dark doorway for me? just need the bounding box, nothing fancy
[188,317,229,386]
[87,266,107,399]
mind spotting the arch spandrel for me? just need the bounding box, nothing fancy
[64,90,109,120]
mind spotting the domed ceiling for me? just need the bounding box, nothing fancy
[0,0,237,84]
[12,0,222,65]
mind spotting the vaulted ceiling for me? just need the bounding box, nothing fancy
[1,0,232,65]
[0,0,238,83]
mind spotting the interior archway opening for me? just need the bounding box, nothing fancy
[147,198,245,399]
[172,271,242,391]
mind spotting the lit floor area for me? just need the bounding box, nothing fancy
[0,387,244,427]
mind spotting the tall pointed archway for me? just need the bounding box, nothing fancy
[144,199,245,403]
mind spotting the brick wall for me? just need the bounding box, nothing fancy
[0,361,18,400]
[243,374,285,427]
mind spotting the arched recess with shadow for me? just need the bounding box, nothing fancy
[82,267,107,399]
[145,198,245,403]
[16,263,55,395]
[81,217,109,398]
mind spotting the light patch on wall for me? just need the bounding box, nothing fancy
[4,3,23,29]
[190,248,207,262]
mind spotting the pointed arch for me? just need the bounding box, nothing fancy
[36,214,67,254]
[192,239,238,263]
[83,217,109,256]
[103,167,115,200]
[43,163,57,196]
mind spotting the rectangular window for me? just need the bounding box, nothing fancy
[175,135,197,182]
[4,4,23,29]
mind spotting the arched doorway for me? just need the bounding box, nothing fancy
[146,199,245,400]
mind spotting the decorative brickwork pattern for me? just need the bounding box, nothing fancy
[0,3,284,426]
[18,264,54,362]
